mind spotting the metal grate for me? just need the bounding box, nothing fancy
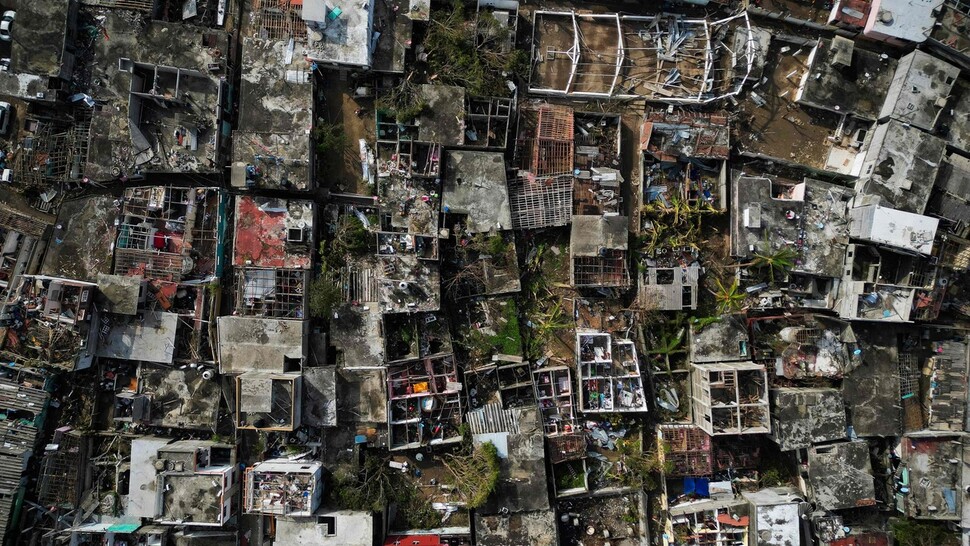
[572,250,631,287]
[508,175,573,230]
[898,353,921,400]
[251,0,307,41]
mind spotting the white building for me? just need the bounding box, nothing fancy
[275,510,375,545]
[244,459,324,517]
[127,438,238,526]
[849,205,939,256]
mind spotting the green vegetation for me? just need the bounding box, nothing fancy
[313,122,348,156]
[308,276,342,319]
[639,195,715,254]
[322,215,371,272]
[331,453,440,529]
[891,519,960,546]
[614,439,670,491]
[555,460,586,491]
[443,441,502,508]
[751,245,798,283]
[758,455,794,488]
[712,277,745,313]
[376,77,427,121]
[466,300,522,359]
[690,315,720,331]
[425,1,526,97]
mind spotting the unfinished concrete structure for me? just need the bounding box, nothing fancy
[690,361,769,436]
[533,366,578,435]
[641,110,730,211]
[84,14,231,180]
[569,215,630,288]
[667,497,750,546]
[750,314,855,379]
[236,372,302,432]
[386,355,463,450]
[127,437,238,526]
[659,425,714,477]
[637,248,701,311]
[114,186,228,282]
[528,12,754,102]
[736,33,875,176]
[576,332,647,413]
[248,0,377,68]
[244,459,323,517]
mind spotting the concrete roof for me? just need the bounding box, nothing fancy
[866,0,942,43]
[139,364,220,431]
[234,38,313,190]
[41,196,118,282]
[302,366,337,427]
[742,488,803,546]
[9,0,72,79]
[897,433,967,520]
[95,311,178,364]
[335,367,387,424]
[476,510,558,546]
[569,215,629,256]
[690,315,750,364]
[797,37,896,120]
[330,304,384,368]
[238,38,313,134]
[128,436,171,519]
[304,0,374,68]
[939,77,970,155]
[730,172,804,259]
[477,407,550,515]
[276,512,374,545]
[442,151,511,233]
[770,388,846,451]
[217,316,307,374]
[849,205,939,255]
[855,120,946,214]
[415,84,466,146]
[930,154,970,225]
[879,50,959,131]
[842,323,901,436]
[97,274,142,316]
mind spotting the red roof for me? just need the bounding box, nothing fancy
[716,513,749,527]
[232,195,311,270]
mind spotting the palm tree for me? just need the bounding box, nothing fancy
[751,246,798,283]
[713,277,746,313]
